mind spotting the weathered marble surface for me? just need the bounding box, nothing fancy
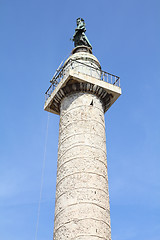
[53,92,111,240]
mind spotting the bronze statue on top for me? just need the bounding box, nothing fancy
[71,18,92,49]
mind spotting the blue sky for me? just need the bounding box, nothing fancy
[0,0,160,239]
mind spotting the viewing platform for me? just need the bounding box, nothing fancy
[44,57,121,115]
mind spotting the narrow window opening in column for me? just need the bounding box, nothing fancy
[90,100,93,106]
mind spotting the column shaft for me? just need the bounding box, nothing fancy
[53,92,111,240]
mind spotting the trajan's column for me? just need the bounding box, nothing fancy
[44,18,121,240]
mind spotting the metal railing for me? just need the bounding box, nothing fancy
[45,59,120,101]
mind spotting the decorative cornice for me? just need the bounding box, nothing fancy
[50,82,113,114]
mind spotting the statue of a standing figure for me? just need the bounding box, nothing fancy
[71,18,92,49]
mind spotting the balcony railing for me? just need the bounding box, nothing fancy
[45,59,120,102]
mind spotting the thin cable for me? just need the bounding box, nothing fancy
[35,112,50,240]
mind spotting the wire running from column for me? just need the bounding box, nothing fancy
[34,112,50,240]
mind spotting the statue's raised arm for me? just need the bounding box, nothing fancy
[72,18,92,49]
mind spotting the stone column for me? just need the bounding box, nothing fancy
[53,91,111,240]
